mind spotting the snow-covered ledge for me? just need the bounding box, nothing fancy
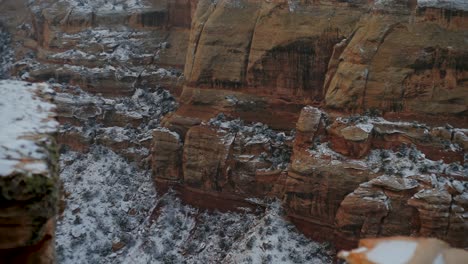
[418,0,468,11]
[0,80,59,262]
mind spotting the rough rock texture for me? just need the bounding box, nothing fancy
[153,116,295,205]
[0,80,59,263]
[152,128,182,182]
[325,6,468,117]
[339,236,468,264]
[2,0,467,257]
[19,0,199,97]
[167,0,368,132]
[155,105,467,250]
[150,0,468,251]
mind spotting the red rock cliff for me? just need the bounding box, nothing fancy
[154,0,468,251]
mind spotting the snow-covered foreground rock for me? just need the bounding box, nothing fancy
[58,146,333,264]
[0,80,59,262]
[339,236,468,264]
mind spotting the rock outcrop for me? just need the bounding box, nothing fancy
[0,80,59,263]
[149,0,468,251]
[154,105,468,249]
[20,0,198,97]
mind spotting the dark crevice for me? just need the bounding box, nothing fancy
[445,193,454,237]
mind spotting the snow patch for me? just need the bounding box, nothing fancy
[0,80,58,176]
[366,240,418,264]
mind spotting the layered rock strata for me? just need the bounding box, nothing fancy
[15,0,199,97]
[164,0,468,134]
[154,104,468,249]
[153,0,468,250]
[1,0,467,255]
[0,80,59,263]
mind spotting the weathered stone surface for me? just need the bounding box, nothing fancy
[5,0,468,257]
[324,7,468,116]
[296,106,322,134]
[408,188,453,239]
[328,121,373,159]
[182,125,233,190]
[165,87,303,131]
[152,129,182,182]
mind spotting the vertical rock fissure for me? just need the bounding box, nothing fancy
[376,191,391,237]
[242,10,261,86]
[445,193,454,237]
[60,7,74,27]
[188,3,217,81]
[361,23,402,111]
[323,27,360,98]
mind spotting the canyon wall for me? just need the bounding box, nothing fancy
[154,0,468,250]
[6,0,466,254]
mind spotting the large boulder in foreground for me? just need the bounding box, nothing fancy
[339,236,468,264]
[0,80,59,263]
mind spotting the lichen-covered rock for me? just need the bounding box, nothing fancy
[0,80,59,263]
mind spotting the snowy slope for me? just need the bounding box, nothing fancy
[418,0,468,11]
[57,146,333,264]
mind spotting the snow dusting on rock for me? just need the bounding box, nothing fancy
[0,26,13,79]
[366,240,418,264]
[58,146,333,264]
[418,0,468,11]
[58,0,147,13]
[0,80,58,176]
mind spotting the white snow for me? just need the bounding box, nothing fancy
[209,115,294,170]
[356,123,374,133]
[58,0,148,13]
[418,0,468,11]
[366,240,418,264]
[57,146,333,264]
[0,80,58,176]
[433,253,445,264]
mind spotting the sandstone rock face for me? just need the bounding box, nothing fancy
[170,0,368,132]
[152,129,182,182]
[150,1,468,250]
[153,116,294,201]
[339,236,468,264]
[185,0,366,97]
[155,105,468,250]
[183,125,233,190]
[3,0,468,257]
[324,6,468,116]
[0,80,59,263]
